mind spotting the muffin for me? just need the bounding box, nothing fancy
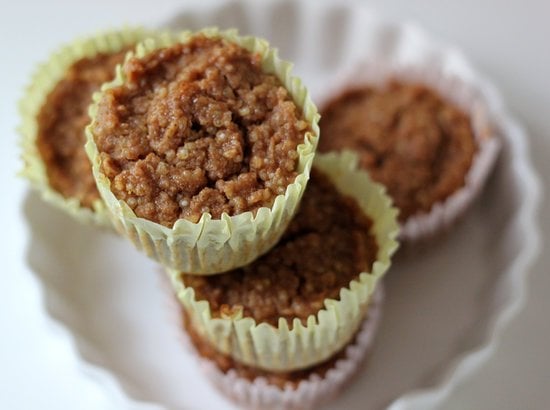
[319,64,500,241]
[19,28,149,226]
[169,151,399,371]
[184,286,384,410]
[85,29,319,273]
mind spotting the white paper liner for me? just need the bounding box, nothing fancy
[318,59,501,242]
[186,285,384,410]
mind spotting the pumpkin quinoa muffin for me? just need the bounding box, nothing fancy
[182,288,383,409]
[169,152,399,370]
[19,29,147,225]
[319,81,477,223]
[85,29,319,273]
[92,35,310,227]
[37,48,130,209]
[180,169,378,327]
[173,157,397,406]
[180,287,384,410]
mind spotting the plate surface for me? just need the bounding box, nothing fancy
[24,0,541,409]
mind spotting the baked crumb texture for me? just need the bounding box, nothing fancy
[37,49,129,208]
[182,170,377,326]
[319,82,477,221]
[93,35,309,227]
[170,151,398,369]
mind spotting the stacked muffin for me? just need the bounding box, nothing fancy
[20,28,399,409]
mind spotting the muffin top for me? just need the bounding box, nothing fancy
[181,169,377,326]
[92,35,310,227]
[37,48,130,208]
[319,82,477,221]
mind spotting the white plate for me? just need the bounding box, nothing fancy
[23,0,541,409]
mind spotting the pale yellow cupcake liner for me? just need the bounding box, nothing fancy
[168,151,399,371]
[85,28,320,274]
[189,286,384,410]
[19,27,151,227]
[318,59,501,242]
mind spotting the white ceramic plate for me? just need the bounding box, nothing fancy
[24,0,541,409]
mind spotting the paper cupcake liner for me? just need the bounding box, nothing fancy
[319,59,501,242]
[18,27,151,228]
[85,28,320,274]
[168,151,399,371]
[188,285,384,410]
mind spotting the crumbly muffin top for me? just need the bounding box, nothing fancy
[183,309,354,388]
[93,35,309,227]
[319,82,477,221]
[37,48,129,208]
[181,170,377,326]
